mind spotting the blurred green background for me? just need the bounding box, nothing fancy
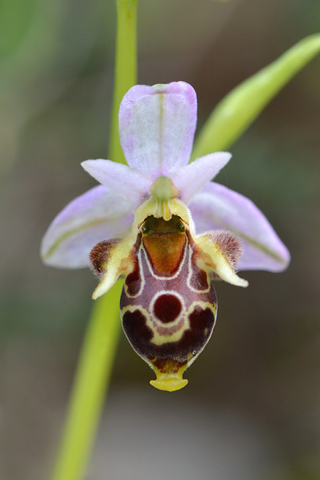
[1,0,320,479]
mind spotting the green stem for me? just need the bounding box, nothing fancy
[49,282,123,480]
[49,1,138,479]
[110,0,138,163]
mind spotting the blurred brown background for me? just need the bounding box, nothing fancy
[1,0,320,479]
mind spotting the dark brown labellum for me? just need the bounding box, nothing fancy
[120,215,217,391]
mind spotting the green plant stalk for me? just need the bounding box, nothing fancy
[110,0,138,163]
[49,282,123,480]
[49,1,138,479]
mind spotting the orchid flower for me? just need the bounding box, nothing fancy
[41,81,290,391]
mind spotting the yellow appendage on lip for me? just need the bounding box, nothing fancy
[149,360,189,392]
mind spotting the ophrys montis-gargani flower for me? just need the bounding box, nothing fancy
[41,82,290,391]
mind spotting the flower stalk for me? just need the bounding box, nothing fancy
[110,0,138,164]
[49,1,138,479]
[49,282,123,480]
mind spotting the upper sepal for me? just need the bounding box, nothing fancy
[119,82,197,176]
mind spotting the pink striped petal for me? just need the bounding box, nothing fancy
[119,82,197,177]
[189,182,290,272]
[81,159,151,209]
[171,152,231,204]
[41,186,133,268]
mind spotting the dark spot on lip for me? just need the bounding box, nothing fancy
[189,306,215,335]
[122,309,153,346]
[125,259,141,296]
[124,233,142,296]
[189,252,209,291]
[153,294,182,323]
